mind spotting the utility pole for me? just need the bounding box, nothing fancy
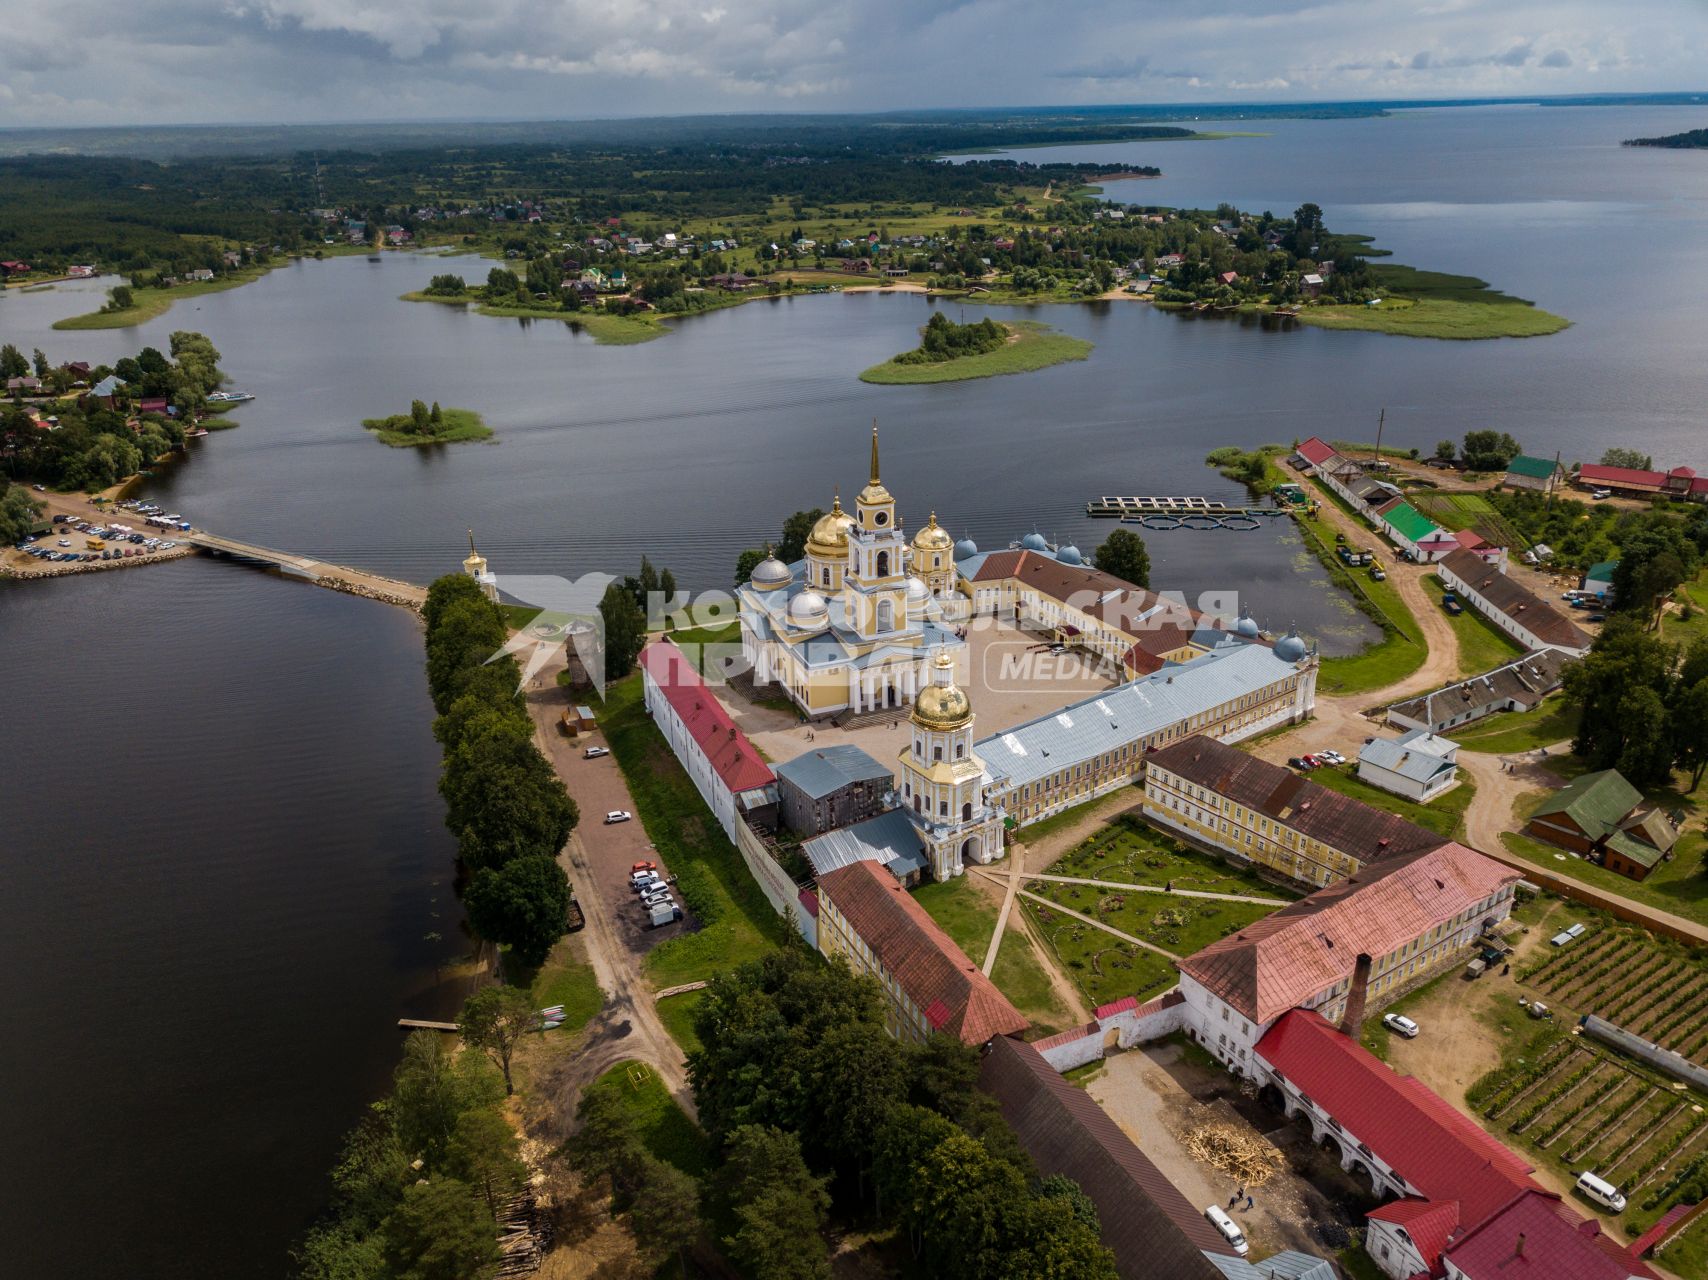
[1546,449,1561,515]
[1373,407,1386,470]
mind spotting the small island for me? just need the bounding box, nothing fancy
[362,400,492,447]
[859,314,1092,384]
[1624,127,1708,149]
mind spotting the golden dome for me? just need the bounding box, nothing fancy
[912,512,953,552]
[912,650,972,730]
[806,494,855,560]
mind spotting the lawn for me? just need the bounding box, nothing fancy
[1451,696,1579,755]
[362,406,492,447]
[1022,816,1293,1008]
[401,290,669,344]
[910,875,1074,1033]
[51,265,274,329]
[858,320,1092,384]
[1501,829,1708,928]
[594,673,788,989]
[1303,759,1476,840]
[529,940,605,1036]
[1660,568,1708,651]
[583,1061,712,1178]
[654,989,706,1057]
[1294,264,1569,341]
[1425,574,1525,676]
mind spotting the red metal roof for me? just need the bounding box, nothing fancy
[1095,995,1139,1018]
[1445,1189,1658,1280]
[1296,436,1337,466]
[640,641,776,794]
[1256,1011,1534,1232]
[1578,462,1667,489]
[1369,1197,1463,1273]
[815,859,1027,1046]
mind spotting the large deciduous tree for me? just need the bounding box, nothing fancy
[1093,527,1150,588]
[459,986,539,1095]
[463,855,571,966]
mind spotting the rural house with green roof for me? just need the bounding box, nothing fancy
[1523,767,1680,881]
[1502,453,1566,494]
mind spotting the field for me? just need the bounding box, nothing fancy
[1451,696,1579,755]
[1021,816,1293,1008]
[581,1061,711,1177]
[362,405,492,447]
[529,939,605,1036]
[594,673,789,990]
[1408,491,1526,552]
[1461,923,1708,1241]
[858,320,1092,384]
[1294,265,1570,340]
[910,875,1075,1034]
[1501,827,1708,928]
[1301,761,1475,839]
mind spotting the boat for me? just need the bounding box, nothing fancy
[206,390,255,404]
[540,1020,563,1031]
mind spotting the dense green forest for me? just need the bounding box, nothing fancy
[1625,127,1708,148]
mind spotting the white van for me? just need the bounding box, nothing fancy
[1204,1205,1249,1256]
[1576,1171,1626,1213]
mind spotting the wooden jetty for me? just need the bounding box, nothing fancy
[397,1018,460,1031]
[1085,495,1288,518]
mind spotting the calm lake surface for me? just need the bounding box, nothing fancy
[2,103,1704,1277]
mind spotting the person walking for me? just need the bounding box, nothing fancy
[1244,1195,1254,1211]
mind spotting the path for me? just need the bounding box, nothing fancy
[522,655,695,1126]
[987,868,1287,907]
[983,843,1024,976]
[984,876,1181,959]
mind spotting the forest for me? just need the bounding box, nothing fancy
[1624,127,1708,148]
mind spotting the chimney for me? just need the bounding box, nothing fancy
[1339,952,1373,1040]
[1515,1232,1525,1258]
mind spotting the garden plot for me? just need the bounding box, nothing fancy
[1524,925,1708,1068]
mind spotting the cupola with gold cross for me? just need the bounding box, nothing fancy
[845,422,909,639]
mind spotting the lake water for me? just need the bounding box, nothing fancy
[2,102,1705,1277]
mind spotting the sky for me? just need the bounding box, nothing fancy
[0,0,1704,127]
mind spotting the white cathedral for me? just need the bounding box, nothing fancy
[737,425,967,720]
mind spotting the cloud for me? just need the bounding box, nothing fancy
[0,0,1700,125]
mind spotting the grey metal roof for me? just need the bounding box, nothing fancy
[1384,648,1570,728]
[1358,728,1458,784]
[975,645,1304,791]
[1207,1252,1336,1280]
[802,809,927,879]
[775,744,893,800]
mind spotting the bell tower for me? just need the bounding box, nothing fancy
[463,529,498,602]
[845,422,910,639]
[898,650,1004,879]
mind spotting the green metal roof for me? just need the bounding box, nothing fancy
[1379,501,1440,545]
[1585,560,1618,582]
[1505,454,1560,480]
[1530,768,1643,837]
[1604,830,1666,869]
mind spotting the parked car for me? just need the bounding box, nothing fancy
[583,746,610,759]
[1575,1170,1627,1213]
[1288,756,1314,771]
[1591,489,1613,500]
[631,860,657,874]
[604,810,632,824]
[1203,1206,1249,1257]
[1383,1013,1421,1038]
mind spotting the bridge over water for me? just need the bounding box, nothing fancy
[185,532,427,608]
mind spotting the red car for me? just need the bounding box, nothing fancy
[631,860,657,873]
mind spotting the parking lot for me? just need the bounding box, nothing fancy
[5,493,194,575]
[531,722,695,959]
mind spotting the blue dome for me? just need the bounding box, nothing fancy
[953,537,979,561]
[1056,544,1083,565]
[1235,608,1260,638]
[1274,629,1307,662]
[1020,532,1048,552]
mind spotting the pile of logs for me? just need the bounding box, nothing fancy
[494,1190,550,1276]
[1177,1111,1284,1186]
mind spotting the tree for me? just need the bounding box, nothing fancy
[430,401,443,426]
[715,1126,832,1280]
[0,344,27,379]
[1600,446,1653,471]
[391,1030,504,1164]
[629,1155,702,1269]
[459,986,538,1095]
[1461,430,1521,471]
[379,1179,498,1280]
[108,286,135,312]
[411,400,431,434]
[1612,527,1694,623]
[777,508,825,564]
[445,1106,527,1216]
[0,483,42,544]
[567,1085,647,1198]
[1672,678,1708,791]
[31,348,49,378]
[1093,527,1150,589]
[599,580,646,679]
[464,855,571,966]
[1615,685,1673,787]
[1433,439,1457,462]
[1562,618,1674,780]
[734,546,766,586]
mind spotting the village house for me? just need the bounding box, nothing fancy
[1141,735,1442,887]
[1576,461,1708,501]
[1356,727,1460,802]
[775,744,893,837]
[1438,548,1592,656]
[1524,768,1679,881]
[1582,559,1618,600]
[1502,453,1567,494]
[1383,648,1571,736]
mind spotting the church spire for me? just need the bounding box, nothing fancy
[870,420,881,484]
[467,527,478,556]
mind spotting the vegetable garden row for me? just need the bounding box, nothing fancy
[1520,926,1708,1067]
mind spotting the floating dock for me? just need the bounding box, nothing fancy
[1086,496,1292,530]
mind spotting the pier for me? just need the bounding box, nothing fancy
[185,532,427,608]
[1085,495,1293,530]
